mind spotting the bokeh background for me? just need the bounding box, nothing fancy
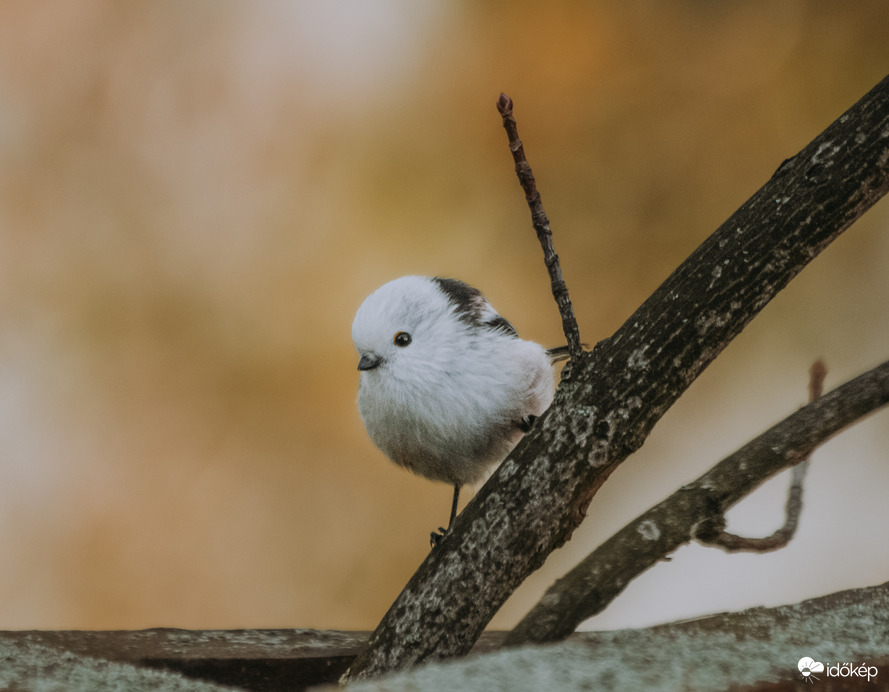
[0,1,887,632]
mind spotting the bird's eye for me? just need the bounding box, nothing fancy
[393,331,412,347]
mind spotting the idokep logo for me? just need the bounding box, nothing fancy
[798,657,879,684]
[798,657,824,683]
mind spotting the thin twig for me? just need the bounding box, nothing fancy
[497,93,583,359]
[696,359,827,552]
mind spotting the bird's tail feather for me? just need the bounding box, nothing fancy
[547,345,573,363]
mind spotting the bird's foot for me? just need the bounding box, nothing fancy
[430,527,449,548]
[431,485,461,548]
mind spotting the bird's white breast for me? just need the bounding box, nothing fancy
[358,332,553,485]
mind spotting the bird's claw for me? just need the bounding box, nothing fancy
[430,527,449,548]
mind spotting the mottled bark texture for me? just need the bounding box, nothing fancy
[505,359,889,646]
[343,75,889,681]
[343,583,889,692]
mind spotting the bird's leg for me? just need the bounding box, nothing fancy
[446,483,461,529]
[430,484,461,548]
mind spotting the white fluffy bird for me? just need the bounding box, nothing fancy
[352,276,566,545]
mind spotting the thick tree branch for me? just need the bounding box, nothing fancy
[344,583,889,692]
[505,359,889,646]
[343,75,889,681]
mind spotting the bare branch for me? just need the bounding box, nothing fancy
[504,359,889,646]
[497,93,583,360]
[343,75,889,681]
[695,359,827,553]
[810,358,827,401]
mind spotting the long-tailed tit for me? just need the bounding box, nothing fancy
[352,276,567,546]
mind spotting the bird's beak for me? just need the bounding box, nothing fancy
[357,353,383,371]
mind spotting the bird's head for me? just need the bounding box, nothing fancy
[352,276,460,381]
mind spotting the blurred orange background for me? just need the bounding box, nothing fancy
[0,2,887,632]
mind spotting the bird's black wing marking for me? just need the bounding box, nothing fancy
[432,277,520,338]
[432,277,485,326]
